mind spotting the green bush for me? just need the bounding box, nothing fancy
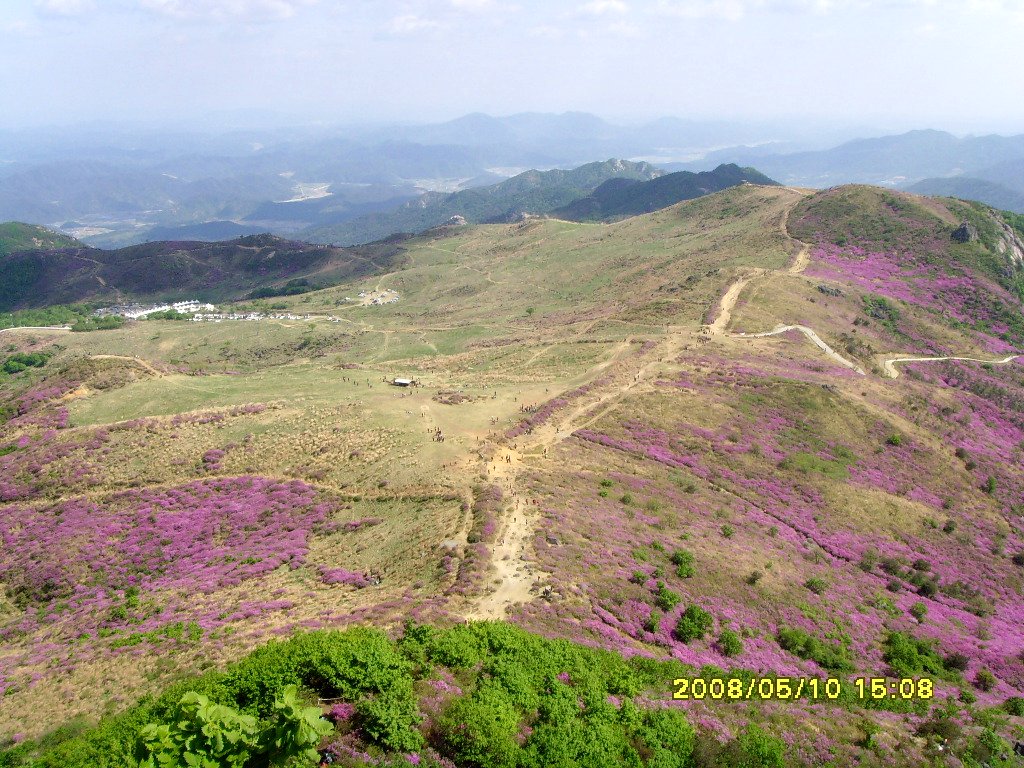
[777,626,852,673]
[674,605,713,643]
[974,668,997,692]
[654,582,681,611]
[436,695,519,768]
[355,679,423,752]
[71,316,125,332]
[804,577,828,595]
[1003,696,1024,716]
[1,622,710,768]
[137,686,330,767]
[882,632,948,679]
[717,629,744,657]
[909,602,927,622]
[670,549,695,579]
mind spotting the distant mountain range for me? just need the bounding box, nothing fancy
[671,129,1024,213]
[3,117,1024,247]
[0,113,800,247]
[301,159,664,245]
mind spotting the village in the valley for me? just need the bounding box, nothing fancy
[93,289,401,324]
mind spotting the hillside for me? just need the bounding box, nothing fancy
[0,222,82,255]
[907,177,1024,214]
[300,158,663,245]
[0,232,408,311]
[553,163,778,221]
[3,184,1024,766]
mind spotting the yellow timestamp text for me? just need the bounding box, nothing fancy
[672,676,934,701]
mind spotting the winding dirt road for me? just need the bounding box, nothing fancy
[880,354,1020,378]
[735,325,867,375]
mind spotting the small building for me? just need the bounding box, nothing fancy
[392,378,413,387]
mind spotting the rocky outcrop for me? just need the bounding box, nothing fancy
[951,221,979,243]
[995,220,1024,265]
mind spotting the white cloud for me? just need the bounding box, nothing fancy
[606,19,642,36]
[34,0,96,16]
[655,0,750,20]
[652,0,992,20]
[450,0,497,9]
[386,13,444,34]
[529,23,563,38]
[1,20,33,34]
[579,0,629,14]
[137,0,316,22]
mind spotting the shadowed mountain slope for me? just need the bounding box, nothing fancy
[553,163,778,221]
[0,232,408,310]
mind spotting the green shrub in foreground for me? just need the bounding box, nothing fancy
[1,622,812,768]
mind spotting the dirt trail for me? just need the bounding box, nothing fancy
[703,195,863,374]
[736,325,866,375]
[881,354,1020,378]
[707,271,764,336]
[469,338,672,619]
[469,446,536,619]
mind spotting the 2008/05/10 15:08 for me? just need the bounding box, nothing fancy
[672,677,935,701]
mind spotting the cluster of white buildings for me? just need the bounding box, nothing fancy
[96,300,217,319]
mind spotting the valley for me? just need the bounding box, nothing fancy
[2,183,1024,766]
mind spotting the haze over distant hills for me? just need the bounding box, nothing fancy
[3,116,1024,250]
[680,129,1024,212]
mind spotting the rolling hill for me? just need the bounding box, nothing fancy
[0,221,82,255]
[3,184,1024,766]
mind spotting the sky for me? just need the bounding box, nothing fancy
[1,0,1023,133]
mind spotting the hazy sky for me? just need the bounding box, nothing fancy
[2,0,1022,132]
